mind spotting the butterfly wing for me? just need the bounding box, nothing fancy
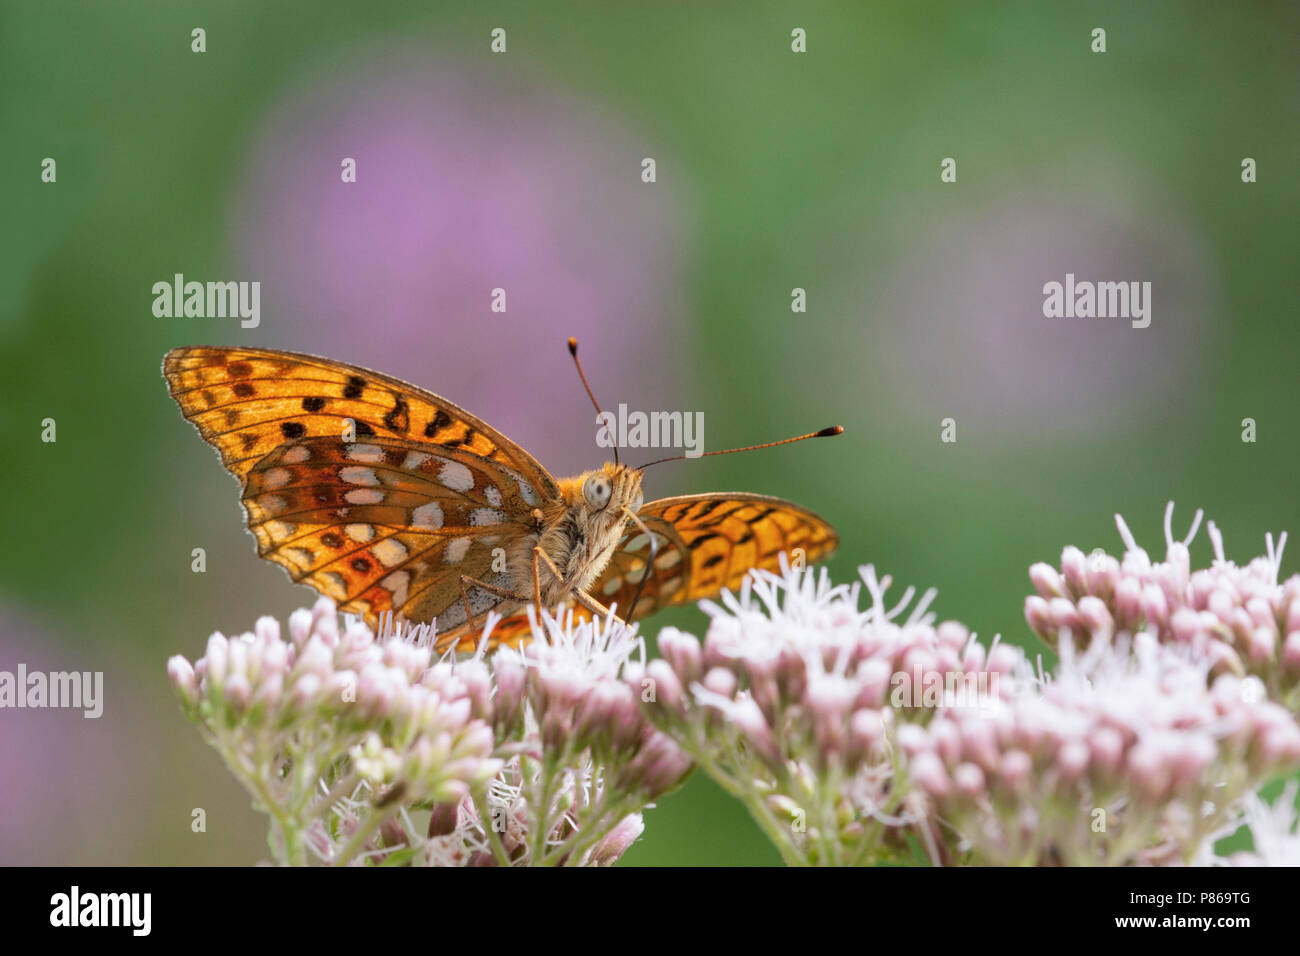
[162,346,558,499]
[491,493,838,636]
[607,493,838,618]
[241,435,538,635]
[163,347,560,643]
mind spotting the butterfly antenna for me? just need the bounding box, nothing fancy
[636,425,843,469]
[568,337,618,466]
[622,506,659,622]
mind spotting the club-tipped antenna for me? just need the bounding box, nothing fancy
[568,337,617,466]
[636,425,843,470]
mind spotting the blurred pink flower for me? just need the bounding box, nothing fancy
[0,607,140,864]
[231,48,690,477]
[860,195,1216,440]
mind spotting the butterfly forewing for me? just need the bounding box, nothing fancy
[163,346,558,498]
[163,347,561,637]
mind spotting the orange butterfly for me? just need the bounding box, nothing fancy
[162,343,840,652]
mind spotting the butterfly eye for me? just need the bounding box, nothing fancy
[583,475,612,510]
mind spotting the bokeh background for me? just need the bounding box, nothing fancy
[2,1,1298,865]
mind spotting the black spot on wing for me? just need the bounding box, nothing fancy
[383,395,410,433]
[424,410,453,438]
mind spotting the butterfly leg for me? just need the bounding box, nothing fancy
[572,588,625,628]
[532,545,626,628]
[458,574,530,647]
[621,506,659,623]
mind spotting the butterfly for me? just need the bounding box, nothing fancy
[162,344,841,652]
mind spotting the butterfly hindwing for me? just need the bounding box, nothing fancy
[162,346,558,501]
[613,493,838,618]
[242,435,538,632]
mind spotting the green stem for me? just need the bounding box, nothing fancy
[333,806,396,866]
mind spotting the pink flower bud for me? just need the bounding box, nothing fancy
[573,681,620,745]
[657,627,702,684]
[1077,596,1113,635]
[1024,596,1052,637]
[287,607,313,646]
[1049,597,1081,635]
[1139,584,1169,629]
[952,762,986,797]
[1207,640,1245,677]
[1282,632,1300,674]
[701,667,737,700]
[1208,587,1236,621]
[252,671,284,708]
[1245,597,1275,631]
[1089,726,1125,776]
[731,698,782,772]
[855,658,892,709]
[895,723,930,757]
[987,643,1022,676]
[589,813,645,866]
[1248,627,1276,663]
[929,717,962,765]
[1085,552,1120,599]
[204,633,229,686]
[1114,576,1143,627]
[643,658,685,717]
[633,731,695,796]
[607,683,646,753]
[937,620,971,648]
[1056,740,1090,781]
[224,673,252,713]
[1061,547,1088,597]
[289,673,322,708]
[427,801,460,837]
[1169,735,1216,790]
[167,656,198,705]
[254,615,281,646]
[910,752,951,798]
[1127,740,1172,803]
[1286,598,1300,635]
[997,750,1033,793]
[1029,563,1064,599]
[1257,722,1300,770]
[961,641,987,672]
[848,709,886,763]
[960,719,1001,771]
[1169,607,1204,644]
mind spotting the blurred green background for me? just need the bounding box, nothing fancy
[2,1,1298,864]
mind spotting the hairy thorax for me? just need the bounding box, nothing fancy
[503,462,643,606]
